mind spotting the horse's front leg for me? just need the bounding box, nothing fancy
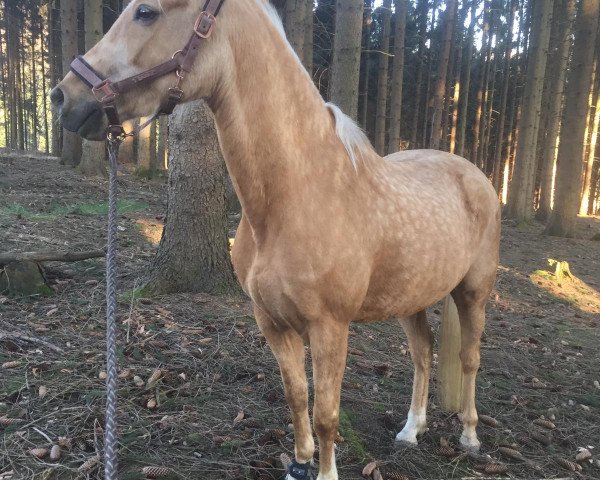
[253,306,315,475]
[308,317,350,480]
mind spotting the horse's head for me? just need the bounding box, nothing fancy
[51,0,232,140]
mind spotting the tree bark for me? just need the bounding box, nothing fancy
[374,0,392,155]
[387,0,407,154]
[157,115,168,170]
[457,0,477,158]
[329,0,364,120]
[285,0,306,63]
[79,0,106,176]
[143,100,238,294]
[409,0,428,149]
[580,68,600,215]
[358,3,373,130]
[538,0,577,220]
[507,0,554,223]
[60,0,82,166]
[304,0,314,76]
[546,0,600,236]
[492,0,517,193]
[430,0,457,150]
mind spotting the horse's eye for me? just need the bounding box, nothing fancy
[134,4,159,24]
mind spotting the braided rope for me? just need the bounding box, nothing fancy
[104,139,121,479]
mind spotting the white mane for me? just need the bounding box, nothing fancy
[257,0,373,169]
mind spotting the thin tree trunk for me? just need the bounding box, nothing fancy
[358,4,373,130]
[144,100,238,294]
[137,116,153,175]
[507,0,554,223]
[457,0,477,158]
[546,0,599,236]
[492,0,517,193]
[422,0,439,148]
[60,0,82,166]
[329,0,364,120]
[40,5,50,154]
[387,0,407,153]
[410,0,428,148]
[374,0,392,155]
[79,0,106,176]
[157,115,168,170]
[471,0,491,163]
[304,0,314,76]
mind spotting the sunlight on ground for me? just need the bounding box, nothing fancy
[530,262,600,314]
[135,218,164,246]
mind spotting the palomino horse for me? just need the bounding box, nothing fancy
[52,1,500,478]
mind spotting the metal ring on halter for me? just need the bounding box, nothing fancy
[171,49,184,60]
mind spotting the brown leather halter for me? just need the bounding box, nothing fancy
[70,0,225,139]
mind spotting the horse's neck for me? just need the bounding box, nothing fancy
[211,16,359,238]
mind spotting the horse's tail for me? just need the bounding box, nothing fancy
[438,295,464,412]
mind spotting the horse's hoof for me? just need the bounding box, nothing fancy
[459,434,481,452]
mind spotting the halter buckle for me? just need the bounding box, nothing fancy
[194,11,216,38]
[92,80,118,104]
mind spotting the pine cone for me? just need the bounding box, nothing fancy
[498,446,524,461]
[476,463,508,474]
[213,435,232,445]
[334,432,345,443]
[279,453,292,470]
[553,457,582,472]
[383,469,411,480]
[575,448,592,462]
[240,417,263,429]
[0,416,24,426]
[142,466,173,478]
[530,430,551,446]
[435,446,457,457]
[78,454,100,472]
[2,361,21,369]
[516,435,538,449]
[270,428,287,440]
[30,448,49,459]
[479,415,499,427]
[532,418,555,430]
[147,369,163,387]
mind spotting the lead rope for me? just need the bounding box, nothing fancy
[104,137,122,480]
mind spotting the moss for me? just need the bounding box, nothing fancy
[338,408,369,462]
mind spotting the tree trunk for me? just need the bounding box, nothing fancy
[409,0,428,148]
[374,0,392,155]
[304,0,314,76]
[457,0,477,158]
[329,0,364,120]
[143,100,238,294]
[157,115,168,170]
[285,0,306,63]
[387,0,407,154]
[538,0,577,220]
[358,4,373,130]
[78,0,106,176]
[137,116,153,176]
[580,69,600,215]
[507,0,554,223]
[429,0,457,150]
[492,0,517,193]
[60,0,82,166]
[546,0,599,236]
[471,0,490,163]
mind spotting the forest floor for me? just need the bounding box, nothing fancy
[1,153,600,480]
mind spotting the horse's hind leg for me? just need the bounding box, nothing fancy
[253,306,315,472]
[395,311,433,445]
[451,265,496,451]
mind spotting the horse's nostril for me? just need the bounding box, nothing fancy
[50,87,64,109]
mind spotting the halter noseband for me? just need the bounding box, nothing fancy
[70,0,225,139]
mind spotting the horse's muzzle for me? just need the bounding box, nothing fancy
[51,86,107,141]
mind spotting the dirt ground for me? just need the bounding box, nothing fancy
[1,153,599,480]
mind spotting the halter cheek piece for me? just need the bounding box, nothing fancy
[70,0,225,139]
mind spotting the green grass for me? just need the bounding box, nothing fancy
[0,199,147,221]
[338,408,369,462]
